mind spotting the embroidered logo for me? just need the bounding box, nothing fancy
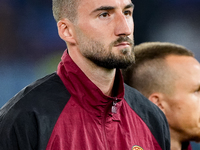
[132,145,144,150]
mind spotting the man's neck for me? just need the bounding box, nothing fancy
[170,129,182,150]
[82,65,116,96]
[171,140,182,150]
[69,49,116,96]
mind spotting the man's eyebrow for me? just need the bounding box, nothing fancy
[92,6,115,13]
[91,3,134,14]
[124,3,134,9]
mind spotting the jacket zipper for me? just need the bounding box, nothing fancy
[101,103,111,150]
[102,99,118,150]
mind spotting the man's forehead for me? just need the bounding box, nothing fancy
[78,0,133,10]
[167,55,200,82]
[166,55,195,65]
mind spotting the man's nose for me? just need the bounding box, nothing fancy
[114,13,133,37]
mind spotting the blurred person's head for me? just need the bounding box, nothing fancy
[122,42,200,150]
[52,0,135,70]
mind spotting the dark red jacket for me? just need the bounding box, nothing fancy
[0,50,170,150]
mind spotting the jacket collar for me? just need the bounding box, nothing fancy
[57,50,125,117]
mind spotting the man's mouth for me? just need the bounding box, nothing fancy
[115,42,131,47]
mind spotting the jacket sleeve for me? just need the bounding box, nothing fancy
[0,110,38,150]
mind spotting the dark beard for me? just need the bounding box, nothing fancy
[87,48,135,69]
[85,36,135,69]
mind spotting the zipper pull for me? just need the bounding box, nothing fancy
[111,101,117,113]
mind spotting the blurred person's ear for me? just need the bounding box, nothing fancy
[148,93,166,114]
[57,19,76,45]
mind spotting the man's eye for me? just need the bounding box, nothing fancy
[99,12,109,18]
[124,10,132,16]
[195,87,200,93]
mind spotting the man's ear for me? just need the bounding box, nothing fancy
[148,93,166,114]
[57,19,76,44]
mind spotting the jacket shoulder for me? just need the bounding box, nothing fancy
[124,83,170,150]
[0,73,70,150]
[1,73,70,116]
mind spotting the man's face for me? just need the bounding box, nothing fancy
[73,0,135,69]
[164,55,200,142]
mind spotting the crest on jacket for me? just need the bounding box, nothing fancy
[132,145,144,150]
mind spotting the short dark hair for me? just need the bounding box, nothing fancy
[52,0,80,22]
[122,42,194,97]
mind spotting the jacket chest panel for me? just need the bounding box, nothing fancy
[46,100,161,150]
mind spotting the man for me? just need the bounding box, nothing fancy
[122,42,200,150]
[0,0,170,149]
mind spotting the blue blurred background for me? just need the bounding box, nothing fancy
[0,0,200,149]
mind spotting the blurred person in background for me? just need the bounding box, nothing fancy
[0,0,170,150]
[122,42,200,150]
